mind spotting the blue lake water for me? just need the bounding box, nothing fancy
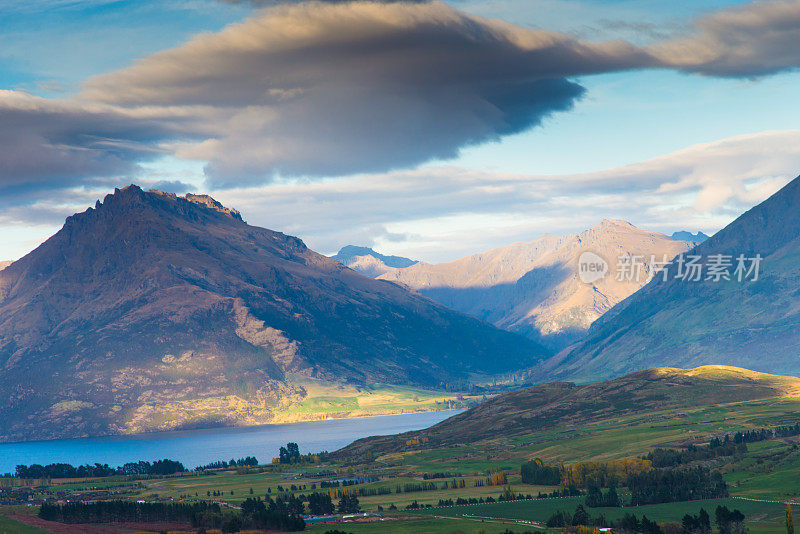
[0,410,461,474]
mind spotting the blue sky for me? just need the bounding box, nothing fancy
[1,0,799,262]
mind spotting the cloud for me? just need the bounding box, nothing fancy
[82,1,654,186]
[0,91,181,197]
[208,130,800,261]
[652,0,800,77]
[3,0,800,199]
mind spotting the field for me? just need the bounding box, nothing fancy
[269,378,479,422]
[4,367,800,533]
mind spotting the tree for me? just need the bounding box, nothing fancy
[715,506,745,534]
[605,485,621,507]
[641,515,662,534]
[521,458,562,485]
[788,504,795,534]
[337,493,360,514]
[572,505,590,526]
[279,443,302,464]
[309,493,335,515]
[618,513,640,533]
[683,509,711,534]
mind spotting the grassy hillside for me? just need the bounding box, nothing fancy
[336,365,800,458]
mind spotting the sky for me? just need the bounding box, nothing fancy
[1,0,799,263]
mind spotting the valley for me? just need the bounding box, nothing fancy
[3,365,800,533]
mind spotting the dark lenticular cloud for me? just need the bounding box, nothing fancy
[0,91,179,193]
[2,0,800,201]
[82,1,653,186]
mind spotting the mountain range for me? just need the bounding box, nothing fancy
[331,246,417,277]
[376,220,695,349]
[545,174,800,382]
[0,186,545,441]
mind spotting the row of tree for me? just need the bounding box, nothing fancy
[194,457,258,471]
[646,439,747,468]
[521,457,653,488]
[731,423,800,444]
[584,485,621,507]
[627,466,729,505]
[545,504,745,534]
[14,459,185,479]
[275,443,329,465]
[39,499,304,532]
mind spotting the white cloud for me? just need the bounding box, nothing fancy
[2,0,800,211]
[652,0,800,77]
[208,130,800,261]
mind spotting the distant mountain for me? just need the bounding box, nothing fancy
[671,230,710,243]
[544,175,800,382]
[331,245,417,277]
[337,365,800,457]
[378,220,694,350]
[0,186,546,442]
[0,261,10,271]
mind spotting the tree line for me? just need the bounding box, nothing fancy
[627,466,729,505]
[545,503,745,534]
[521,458,653,487]
[646,439,747,468]
[730,422,800,444]
[194,457,258,471]
[13,459,185,479]
[39,499,305,532]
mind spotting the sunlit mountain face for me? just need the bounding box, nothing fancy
[0,186,546,442]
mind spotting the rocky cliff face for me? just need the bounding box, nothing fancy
[0,186,545,442]
[379,221,693,349]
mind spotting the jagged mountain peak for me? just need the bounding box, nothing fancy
[82,185,245,223]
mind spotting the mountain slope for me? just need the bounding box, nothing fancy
[0,261,10,271]
[331,245,416,277]
[0,186,545,442]
[545,175,800,382]
[337,365,800,457]
[378,221,693,349]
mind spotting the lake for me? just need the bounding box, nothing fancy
[0,410,461,474]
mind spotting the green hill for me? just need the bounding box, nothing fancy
[336,365,800,461]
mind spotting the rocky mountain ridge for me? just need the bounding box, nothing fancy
[0,185,546,442]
